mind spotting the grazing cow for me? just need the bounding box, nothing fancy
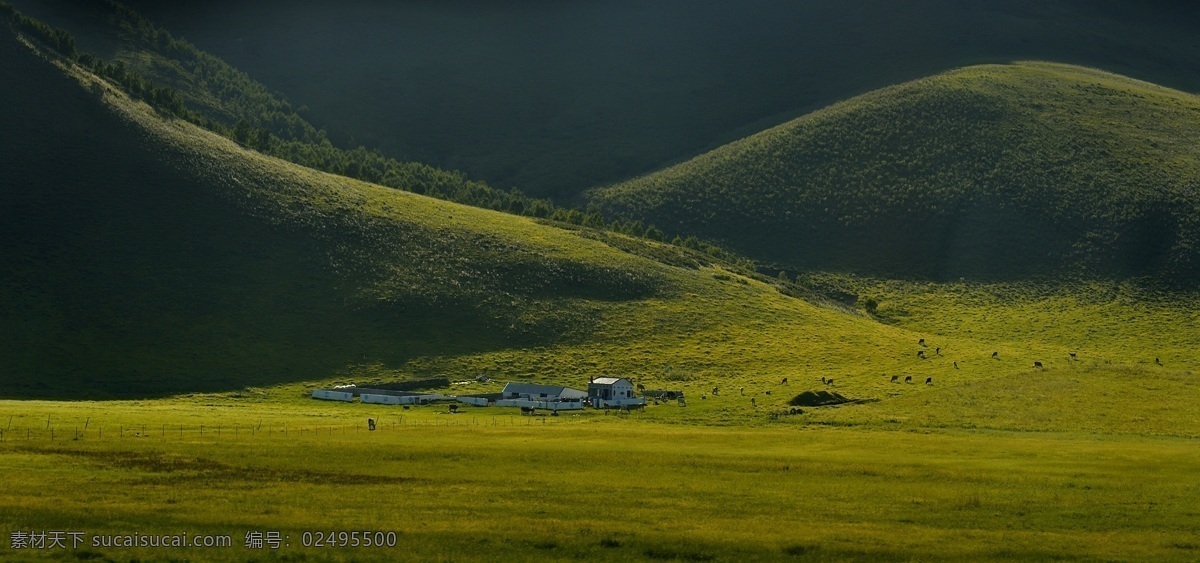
[925,377,932,385]
[740,387,745,395]
[448,404,458,413]
[1069,352,1077,360]
[935,347,941,356]
[750,397,756,406]
[890,375,899,382]
[992,351,999,359]
[712,386,719,395]
[826,379,835,386]
[367,418,376,431]
[919,338,925,346]
[917,350,926,358]
[821,376,827,384]
[953,361,959,369]
[765,390,772,395]
[1033,361,1043,368]
[701,394,707,400]
[781,377,789,385]
[637,383,646,392]
[904,376,912,383]
[1155,357,1163,366]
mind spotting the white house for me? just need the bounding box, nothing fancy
[500,382,588,401]
[588,377,644,408]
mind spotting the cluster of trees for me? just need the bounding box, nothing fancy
[3,0,745,267]
[2,2,74,58]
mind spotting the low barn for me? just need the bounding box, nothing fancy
[500,382,588,401]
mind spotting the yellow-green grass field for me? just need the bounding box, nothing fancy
[3,400,1200,562]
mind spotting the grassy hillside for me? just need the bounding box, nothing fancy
[22,0,1197,199]
[0,26,671,398]
[596,62,1200,283]
[3,19,932,403]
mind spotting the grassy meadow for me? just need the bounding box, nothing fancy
[4,401,1200,562]
[4,273,1199,561]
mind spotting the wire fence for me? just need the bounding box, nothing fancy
[0,410,644,443]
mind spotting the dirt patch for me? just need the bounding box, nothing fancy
[28,447,422,485]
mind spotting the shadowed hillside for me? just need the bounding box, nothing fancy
[15,0,1194,200]
[0,26,673,398]
[595,63,1200,283]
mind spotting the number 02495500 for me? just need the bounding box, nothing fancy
[301,531,397,548]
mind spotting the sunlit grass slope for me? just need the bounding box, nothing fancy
[596,62,1200,283]
[4,407,1200,562]
[0,28,919,400]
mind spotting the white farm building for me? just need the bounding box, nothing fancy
[496,382,588,411]
[588,377,644,408]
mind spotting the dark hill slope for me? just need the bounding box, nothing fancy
[23,0,1200,199]
[0,29,668,398]
[594,63,1200,283]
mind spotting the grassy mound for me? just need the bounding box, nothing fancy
[595,62,1200,284]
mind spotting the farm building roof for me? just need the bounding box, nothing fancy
[501,382,588,399]
[590,377,628,386]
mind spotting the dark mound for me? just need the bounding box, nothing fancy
[788,391,851,407]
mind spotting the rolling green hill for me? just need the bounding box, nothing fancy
[1,19,921,401]
[595,62,1200,283]
[4,5,1196,428]
[0,25,671,398]
[19,0,1198,200]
